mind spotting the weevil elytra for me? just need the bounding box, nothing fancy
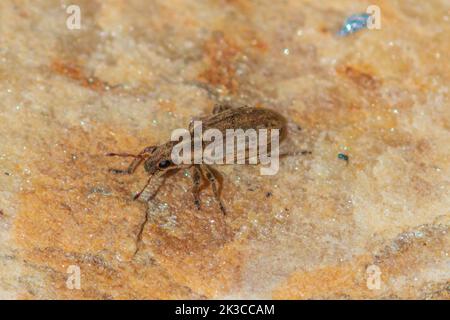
[107,104,287,214]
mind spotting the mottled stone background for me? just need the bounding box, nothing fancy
[0,0,448,299]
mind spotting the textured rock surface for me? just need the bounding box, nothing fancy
[0,0,449,299]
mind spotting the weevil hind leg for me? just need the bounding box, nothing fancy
[192,165,202,210]
[202,165,226,215]
[188,117,203,132]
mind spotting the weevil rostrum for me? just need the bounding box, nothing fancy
[107,104,288,215]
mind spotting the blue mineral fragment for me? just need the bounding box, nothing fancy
[338,13,370,36]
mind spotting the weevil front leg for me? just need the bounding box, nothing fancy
[107,146,156,175]
[202,165,226,215]
[192,165,202,210]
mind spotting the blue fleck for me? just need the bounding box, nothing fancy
[338,13,370,36]
[338,153,349,162]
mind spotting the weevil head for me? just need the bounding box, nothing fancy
[143,142,178,175]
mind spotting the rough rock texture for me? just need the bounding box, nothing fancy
[0,0,449,299]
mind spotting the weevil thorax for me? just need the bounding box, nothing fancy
[143,141,177,174]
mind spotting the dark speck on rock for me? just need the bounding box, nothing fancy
[338,153,349,162]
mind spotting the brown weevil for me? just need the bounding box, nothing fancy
[107,104,288,214]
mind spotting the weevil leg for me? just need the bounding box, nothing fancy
[192,165,202,210]
[107,146,156,175]
[134,170,166,200]
[133,175,154,200]
[202,165,226,215]
[183,80,220,99]
[133,169,178,257]
[134,169,179,202]
[188,117,203,132]
[212,103,233,114]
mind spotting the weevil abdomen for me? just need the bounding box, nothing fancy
[199,106,287,140]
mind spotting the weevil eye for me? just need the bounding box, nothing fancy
[158,160,171,169]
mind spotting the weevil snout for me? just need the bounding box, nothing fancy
[142,142,178,175]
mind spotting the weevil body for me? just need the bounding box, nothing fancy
[107,105,287,214]
[197,105,287,137]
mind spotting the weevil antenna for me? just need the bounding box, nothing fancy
[107,146,157,175]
